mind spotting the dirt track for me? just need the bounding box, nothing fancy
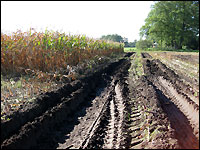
[1,52,199,149]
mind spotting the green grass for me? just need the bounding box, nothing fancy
[124,47,199,53]
[124,47,137,52]
[147,47,199,53]
[128,51,144,79]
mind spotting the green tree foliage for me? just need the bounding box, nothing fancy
[125,39,137,47]
[100,34,124,43]
[136,39,152,50]
[140,1,199,50]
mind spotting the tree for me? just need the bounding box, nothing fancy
[140,1,199,50]
[136,39,152,50]
[100,34,124,43]
[124,39,137,47]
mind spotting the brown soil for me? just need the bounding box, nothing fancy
[1,52,199,149]
[171,54,199,65]
[142,53,199,149]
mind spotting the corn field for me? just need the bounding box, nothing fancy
[1,28,124,76]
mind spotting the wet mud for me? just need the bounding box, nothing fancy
[1,52,199,149]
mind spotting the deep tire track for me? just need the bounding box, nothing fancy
[142,53,199,149]
[83,57,131,149]
[1,52,198,149]
[1,52,133,149]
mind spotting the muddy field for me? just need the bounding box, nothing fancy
[1,52,199,149]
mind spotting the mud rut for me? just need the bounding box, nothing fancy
[1,52,199,149]
[141,53,199,149]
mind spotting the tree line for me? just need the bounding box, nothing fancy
[100,34,137,47]
[139,1,199,50]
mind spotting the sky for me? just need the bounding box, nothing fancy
[1,1,155,42]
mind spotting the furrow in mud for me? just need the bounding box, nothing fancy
[1,80,82,143]
[142,54,199,149]
[143,57,199,138]
[155,59,199,107]
[57,87,112,149]
[113,83,125,149]
[161,59,199,95]
[152,83,199,149]
[1,52,134,149]
[1,51,198,149]
[82,57,131,149]
[128,73,178,149]
[141,52,152,59]
[156,76,199,138]
[102,83,126,149]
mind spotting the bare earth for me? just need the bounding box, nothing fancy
[1,52,199,149]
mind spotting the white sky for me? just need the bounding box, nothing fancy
[1,1,154,42]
